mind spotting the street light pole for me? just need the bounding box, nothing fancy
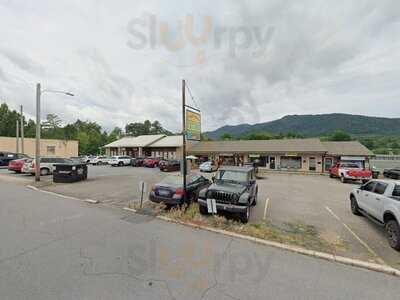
[16,119,19,154]
[34,83,74,182]
[35,83,41,182]
[182,79,187,204]
[20,105,24,154]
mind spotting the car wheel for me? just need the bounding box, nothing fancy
[40,168,50,176]
[239,206,250,223]
[118,161,123,167]
[386,220,400,251]
[252,191,258,206]
[199,205,208,215]
[350,196,361,216]
[340,175,347,183]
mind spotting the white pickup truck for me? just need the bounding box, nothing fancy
[350,180,400,250]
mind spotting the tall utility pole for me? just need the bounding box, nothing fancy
[20,105,24,154]
[182,79,187,204]
[35,83,41,182]
[16,120,20,154]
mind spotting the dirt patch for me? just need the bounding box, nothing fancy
[140,203,347,254]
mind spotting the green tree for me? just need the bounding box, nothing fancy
[327,130,352,141]
[220,133,234,140]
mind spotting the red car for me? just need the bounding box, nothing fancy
[8,158,31,173]
[143,157,161,168]
[329,162,372,183]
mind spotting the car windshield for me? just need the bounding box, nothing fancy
[216,170,248,184]
[341,163,360,168]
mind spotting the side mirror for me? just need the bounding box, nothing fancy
[249,179,256,185]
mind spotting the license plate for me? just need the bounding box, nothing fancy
[207,199,217,213]
[158,189,170,196]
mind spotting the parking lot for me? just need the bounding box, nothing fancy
[255,173,400,267]
[1,165,399,268]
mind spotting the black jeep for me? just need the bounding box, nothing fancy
[198,166,258,223]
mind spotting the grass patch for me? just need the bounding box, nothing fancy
[152,203,345,254]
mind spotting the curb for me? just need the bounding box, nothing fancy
[156,215,400,277]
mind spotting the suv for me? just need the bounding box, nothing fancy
[350,180,400,250]
[23,157,71,176]
[109,156,132,167]
[198,166,258,223]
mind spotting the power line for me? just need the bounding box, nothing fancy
[185,81,200,111]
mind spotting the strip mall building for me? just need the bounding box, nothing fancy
[103,135,373,173]
[188,139,373,173]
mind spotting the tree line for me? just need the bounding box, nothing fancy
[215,129,400,155]
[0,103,171,155]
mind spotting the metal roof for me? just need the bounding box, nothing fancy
[103,135,165,148]
[148,135,183,148]
[189,138,327,154]
[322,141,373,156]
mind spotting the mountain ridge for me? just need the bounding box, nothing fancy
[204,113,400,140]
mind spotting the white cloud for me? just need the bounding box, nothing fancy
[1,0,399,133]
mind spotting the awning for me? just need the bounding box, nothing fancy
[341,156,365,161]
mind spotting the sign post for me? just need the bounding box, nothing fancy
[182,80,201,205]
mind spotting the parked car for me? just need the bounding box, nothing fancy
[350,180,400,250]
[243,161,259,174]
[383,168,400,180]
[199,161,218,172]
[131,157,145,167]
[22,157,72,176]
[109,156,132,167]
[0,152,29,167]
[8,158,32,173]
[329,162,372,183]
[159,160,181,172]
[89,156,111,165]
[149,174,210,205]
[70,156,90,164]
[143,157,161,168]
[198,166,258,223]
[371,166,380,179]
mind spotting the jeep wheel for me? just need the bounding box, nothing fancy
[350,196,361,216]
[239,206,250,223]
[386,220,400,251]
[199,205,208,215]
[252,191,258,206]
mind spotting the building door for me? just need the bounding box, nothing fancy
[270,157,276,169]
[324,158,333,172]
[309,157,316,171]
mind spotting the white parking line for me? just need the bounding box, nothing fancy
[263,198,270,220]
[325,206,386,265]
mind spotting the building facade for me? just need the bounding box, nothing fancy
[103,135,185,159]
[189,139,373,173]
[0,136,78,158]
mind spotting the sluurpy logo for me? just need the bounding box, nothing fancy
[127,13,275,67]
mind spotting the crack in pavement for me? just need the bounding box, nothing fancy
[79,248,177,300]
[199,238,240,300]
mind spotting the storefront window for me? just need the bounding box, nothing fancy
[280,156,302,169]
[249,154,268,167]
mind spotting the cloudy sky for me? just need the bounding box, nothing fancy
[1,0,399,132]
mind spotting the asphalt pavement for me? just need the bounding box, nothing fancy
[1,179,400,299]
